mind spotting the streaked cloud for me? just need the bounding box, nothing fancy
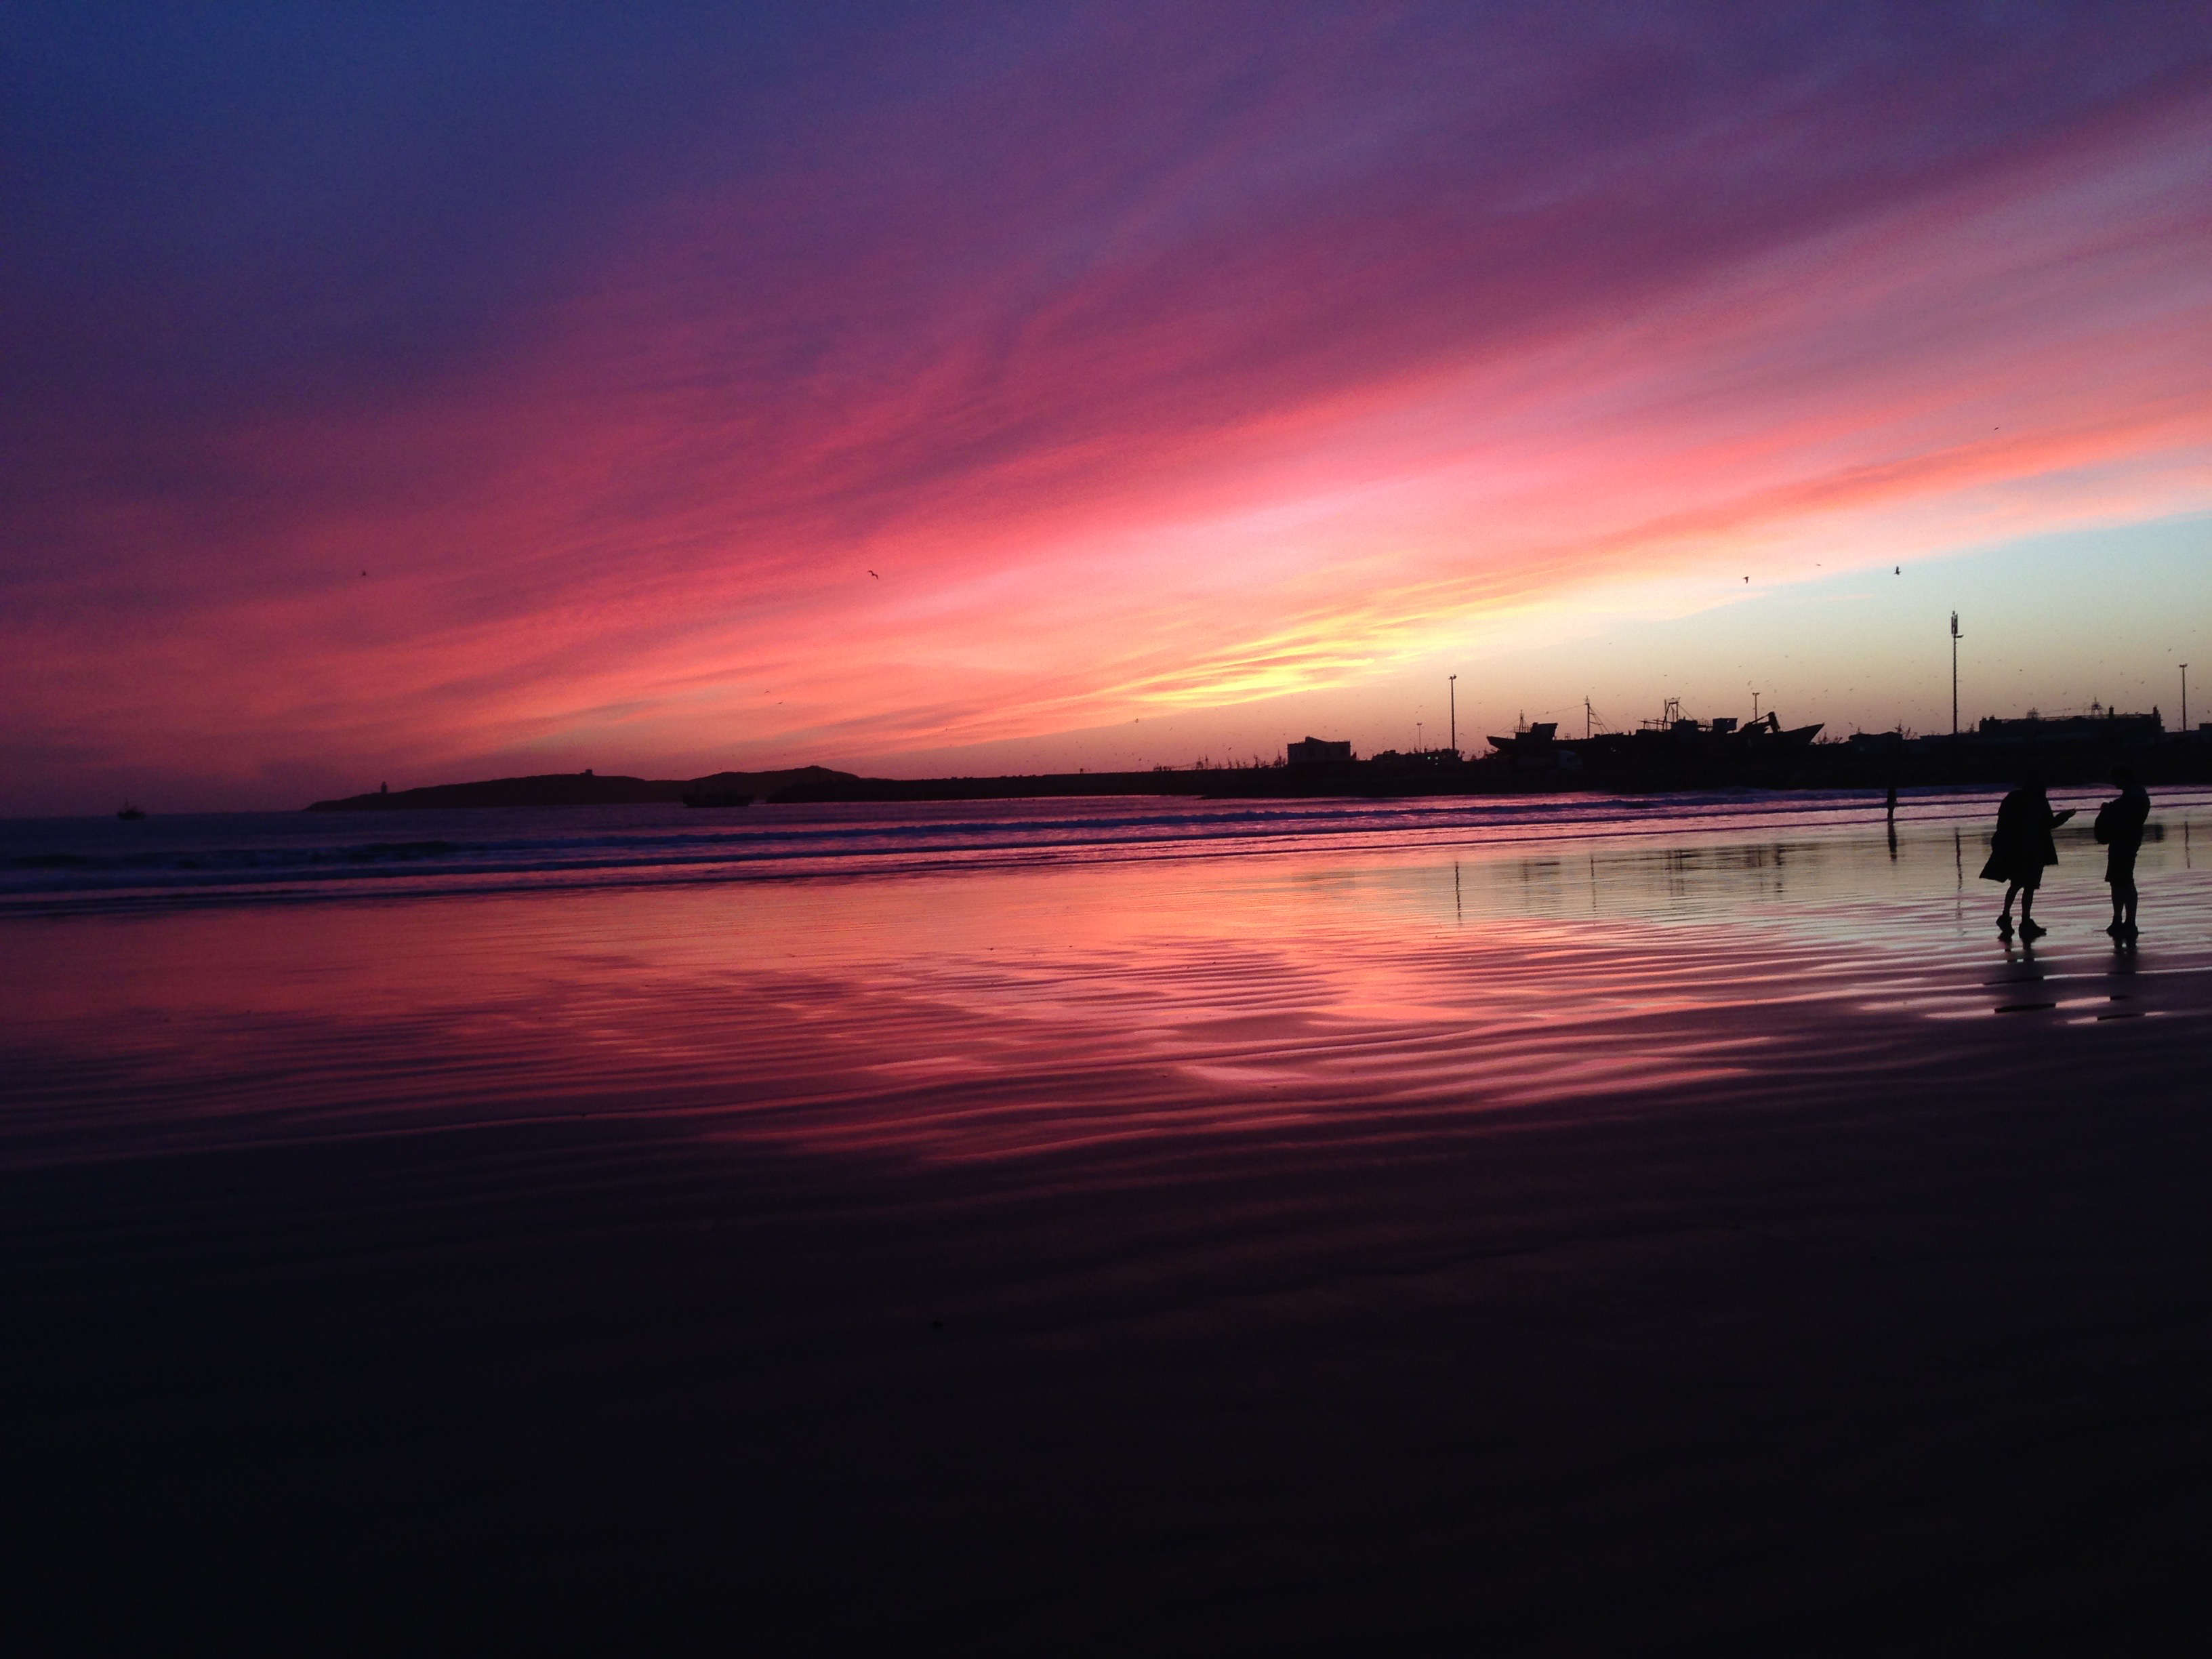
[3,2,2207,807]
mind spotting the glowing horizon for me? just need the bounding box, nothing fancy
[4,3,2208,811]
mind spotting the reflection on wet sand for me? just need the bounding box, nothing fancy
[4,815,2208,1170]
[3,804,2209,1652]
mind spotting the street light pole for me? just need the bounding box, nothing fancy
[1950,612,1962,737]
[2184,663,2190,733]
[1448,675,1458,758]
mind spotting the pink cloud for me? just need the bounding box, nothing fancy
[4,9,2207,808]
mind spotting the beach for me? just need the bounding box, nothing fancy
[6,789,2211,1652]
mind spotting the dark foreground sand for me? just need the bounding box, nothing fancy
[5,819,2211,1653]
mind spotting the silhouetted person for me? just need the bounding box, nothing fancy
[2093,765,2150,941]
[1979,775,2072,941]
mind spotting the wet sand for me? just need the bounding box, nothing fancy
[5,807,2211,1652]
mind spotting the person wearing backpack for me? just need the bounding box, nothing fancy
[2093,765,2152,942]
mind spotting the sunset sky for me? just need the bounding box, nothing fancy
[5,1,2209,812]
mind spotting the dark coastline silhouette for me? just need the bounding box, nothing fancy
[304,714,2212,812]
[306,767,852,812]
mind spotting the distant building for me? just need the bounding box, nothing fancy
[1287,736,1353,766]
[1974,710,2163,745]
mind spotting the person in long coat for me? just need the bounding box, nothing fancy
[2093,764,2151,941]
[1978,775,2073,940]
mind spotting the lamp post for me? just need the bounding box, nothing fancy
[1448,675,1458,758]
[1950,612,1962,736]
[2183,663,2190,733]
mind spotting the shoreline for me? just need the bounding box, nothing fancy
[12,787,2206,921]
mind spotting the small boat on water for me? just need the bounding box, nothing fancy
[117,804,146,820]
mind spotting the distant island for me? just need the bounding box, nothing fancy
[305,710,2211,813]
[306,767,857,811]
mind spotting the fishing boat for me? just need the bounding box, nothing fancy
[117,804,146,820]
[1487,701,1822,780]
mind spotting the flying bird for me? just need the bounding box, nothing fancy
[868,569,880,579]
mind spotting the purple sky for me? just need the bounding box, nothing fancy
[5,2,2209,810]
